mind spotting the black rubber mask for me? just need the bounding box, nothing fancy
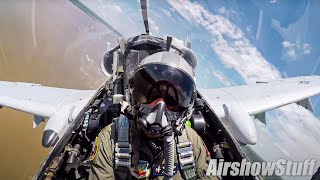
[136,100,178,138]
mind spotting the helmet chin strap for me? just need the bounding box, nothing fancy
[136,101,175,180]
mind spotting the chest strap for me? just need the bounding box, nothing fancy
[113,117,196,179]
[176,128,197,180]
[114,115,131,179]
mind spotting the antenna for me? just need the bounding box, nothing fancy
[166,36,172,51]
[185,36,192,49]
[140,0,149,35]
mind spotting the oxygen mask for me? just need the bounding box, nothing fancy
[136,98,179,140]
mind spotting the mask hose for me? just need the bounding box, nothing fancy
[137,101,175,179]
[163,126,174,180]
[156,102,174,179]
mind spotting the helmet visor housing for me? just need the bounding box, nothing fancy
[132,63,195,112]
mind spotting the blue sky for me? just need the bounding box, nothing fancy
[81,0,320,178]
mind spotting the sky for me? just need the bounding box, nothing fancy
[80,0,320,179]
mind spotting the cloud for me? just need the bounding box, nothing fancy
[282,40,312,61]
[168,0,320,173]
[112,4,122,13]
[218,7,227,14]
[167,0,282,83]
[282,41,294,48]
[270,0,278,4]
[303,43,312,54]
[211,72,232,87]
[148,17,160,34]
[211,70,233,87]
[254,105,320,161]
[81,0,145,37]
[217,7,238,20]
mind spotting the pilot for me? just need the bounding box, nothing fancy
[89,52,217,179]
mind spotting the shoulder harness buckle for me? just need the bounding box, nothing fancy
[176,128,197,180]
[114,115,132,170]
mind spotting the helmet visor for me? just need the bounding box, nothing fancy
[132,64,194,112]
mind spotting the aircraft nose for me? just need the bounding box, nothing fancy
[42,130,59,147]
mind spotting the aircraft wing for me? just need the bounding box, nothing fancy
[199,76,320,117]
[0,81,97,128]
[198,76,320,144]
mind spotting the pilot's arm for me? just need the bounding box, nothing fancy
[89,125,115,180]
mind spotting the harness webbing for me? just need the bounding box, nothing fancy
[114,115,131,179]
[113,116,196,179]
[176,128,197,180]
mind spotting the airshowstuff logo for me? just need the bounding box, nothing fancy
[206,159,317,177]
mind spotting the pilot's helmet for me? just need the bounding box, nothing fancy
[131,51,196,112]
[180,47,198,70]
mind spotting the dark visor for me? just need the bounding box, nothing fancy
[132,63,194,112]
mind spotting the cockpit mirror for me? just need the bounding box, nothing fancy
[100,46,123,77]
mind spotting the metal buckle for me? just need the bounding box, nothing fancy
[115,142,131,169]
[177,142,195,168]
[176,140,196,180]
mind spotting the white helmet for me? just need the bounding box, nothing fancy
[131,51,196,112]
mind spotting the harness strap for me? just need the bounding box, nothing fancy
[130,123,141,166]
[176,128,197,180]
[112,116,196,179]
[114,115,131,179]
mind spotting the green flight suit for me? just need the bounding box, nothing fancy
[89,122,218,180]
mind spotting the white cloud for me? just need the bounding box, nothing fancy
[254,105,320,161]
[282,41,294,48]
[287,48,296,59]
[168,0,320,172]
[167,0,281,83]
[218,7,227,14]
[112,4,122,13]
[303,43,312,54]
[245,26,252,33]
[148,17,160,33]
[211,70,233,87]
[81,0,145,37]
[282,41,312,61]
[271,0,311,45]
[217,7,238,20]
[270,0,278,4]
